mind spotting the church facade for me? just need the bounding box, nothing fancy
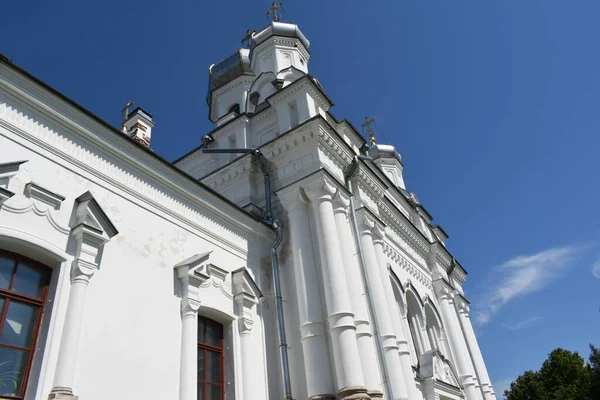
[0,19,495,400]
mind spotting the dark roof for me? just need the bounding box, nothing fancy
[0,53,269,227]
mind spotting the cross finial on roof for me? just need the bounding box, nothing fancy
[361,116,376,145]
[267,2,283,22]
[242,29,255,47]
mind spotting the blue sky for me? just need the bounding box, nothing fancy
[2,0,600,397]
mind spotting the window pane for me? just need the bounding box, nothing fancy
[0,301,38,348]
[205,321,221,347]
[197,349,205,381]
[13,262,45,298]
[0,346,28,397]
[0,256,15,290]
[206,384,221,400]
[198,319,205,343]
[206,350,221,383]
[197,382,204,400]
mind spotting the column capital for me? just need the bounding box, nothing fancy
[70,258,97,284]
[181,298,201,317]
[433,278,455,302]
[355,208,385,238]
[303,173,338,203]
[332,190,350,215]
[454,294,470,315]
[277,184,308,212]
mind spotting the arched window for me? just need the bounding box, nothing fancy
[0,250,50,399]
[391,280,419,367]
[228,104,240,115]
[406,291,428,358]
[197,317,224,400]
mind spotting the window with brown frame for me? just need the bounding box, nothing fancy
[197,317,224,400]
[0,250,50,400]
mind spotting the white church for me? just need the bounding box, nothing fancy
[0,14,495,400]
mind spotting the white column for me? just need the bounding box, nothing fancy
[455,298,496,400]
[434,281,482,400]
[179,299,200,400]
[174,255,211,400]
[373,236,422,400]
[332,193,383,399]
[48,259,96,399]
[304,175,369,400]
[235,295,258,400]
[355,211,408,400]
[279,187,335,399]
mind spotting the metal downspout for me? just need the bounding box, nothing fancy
[202,140,293,399]
[346,155,395,400]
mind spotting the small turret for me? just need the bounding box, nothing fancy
[122,105,154,148]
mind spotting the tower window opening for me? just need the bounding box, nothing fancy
[228,104,240,115]
[288,100,298,129]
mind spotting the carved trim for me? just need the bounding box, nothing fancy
[0,160,26,188]
[384,243,432,291]
[24,182,65,210]
[0,187,14,206]
[2,200,70,234]
[0,72,271,258]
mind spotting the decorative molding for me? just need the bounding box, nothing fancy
[24,181,65,210]
[232,267,262,334]
[0,160,26,188]
[384,243,432,290]
[0,71,272,259]
[174,252,212,315]
[1,199,70,235]
[0,186,14,206]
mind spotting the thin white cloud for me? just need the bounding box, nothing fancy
[502,315,543,331]
[494,378,514,399]
[473,245,583,326]
[592,257,600,279]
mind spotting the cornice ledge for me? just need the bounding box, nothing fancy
[0,81,272,245]
[383,242,432,291]
[378,199,430,257]
[0,187,15,206]
[209,114,251,139]
[213,75,255,99]
[316,123,354,164]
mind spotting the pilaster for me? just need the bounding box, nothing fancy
[49,192,117,400]
[278,184,335,399]
[304,173,369,400]
[174,253,211,400]
[455,296,496,400]
[433,280,482,400]
[333,192,383,398]
[354,209,409,400]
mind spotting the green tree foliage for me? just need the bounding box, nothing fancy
[505,345,600,400]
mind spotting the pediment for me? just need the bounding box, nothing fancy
[72,191,118,239]
[232,267,262,299]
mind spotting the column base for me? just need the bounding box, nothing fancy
[309,395,336,400]
[48,387,78,400]
[367,389,384,398]
[338,386,371,400]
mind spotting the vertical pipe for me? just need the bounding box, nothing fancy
[270,221,293,400]
[203,146,292,399]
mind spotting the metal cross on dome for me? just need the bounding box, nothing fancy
[361,116,376,145]
[267,2,283,22]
